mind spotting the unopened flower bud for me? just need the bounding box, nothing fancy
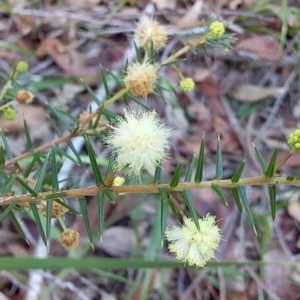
[180,78,195,92]
[15,61,29,73]
[124,62,157,98]
[16,90,34,104]
[209,21,225,37]
[2,107,17,121]
[61,228,80,249]
[288,129,300,152]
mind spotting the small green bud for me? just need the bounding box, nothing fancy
[180,78,195,92]
[15,61,29,73]
[2,107,17,121]
[209,21,225,37]
[288,129,300,151]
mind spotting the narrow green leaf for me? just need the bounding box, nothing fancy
[51,148,59,190]
[45,192,67,200]
[194,134,205,182]
[8,212,28,243]
[82,81,100,105]
[170,162,183,188]
[66,141,83,165]
[216,135,223,179]
[265,147,279,177]
[30,202,47,246]
[231,160,246,183]
[0,200,18,222]
[97,193,105,242]
[45,199,53,240]
[154,162,162,184]
[158,188,169,246]
[79,197,93,246]
[182,191,199,230]
[184,155,196,182]
[211,183,228,206]
[103,188,114,203]
[100,67,111,98]
[268,185,276,220]
[23,156,39,178]
[253,143,267,173]
[23,119,34,150]
[34,154,49,192]
[54,198,80,215]
[231,187,243,212]
[0,145,5,165]
[84,134,103,185]
[14,176,38,197]
[0,130,13,158]
[167,195,179,219]
[105,152,116,178]
[133,41,142,63]
[238,187,257,235]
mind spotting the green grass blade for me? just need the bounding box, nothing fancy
[170,162,183,188]
[79,197,94,246]
[268,185,276,220]
[265,147,279,177]
[30,202,47,246]
[184,155,196,182]
[97,193,105,242]
[216,135,223,179]
[211,183,228,206]
[238,187,257,235]
[231,160,246,183]
[84,134,103,185]
[182,190,199,230]
[194,133,205,182]
[0,200,18,222]
[231,187,243,212]
[158,188,169,246]
[34,154,50,192]
[23,119,34,150]
[253,143,267,173]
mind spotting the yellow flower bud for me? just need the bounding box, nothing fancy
[180,78,195,92]
[2,107,17,121]
[288,129,300,152]
[15,61,29,73]
[209,21,225,37]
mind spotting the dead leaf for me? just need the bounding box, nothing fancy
[178,0,203,29]
[36,38,83,74]
[151,0,176,10]
[236,35,282,61]
[230,84,284,102]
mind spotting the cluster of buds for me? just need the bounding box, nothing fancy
[39,199,69,219]
[288,129,300,151]
[60,228,80,249]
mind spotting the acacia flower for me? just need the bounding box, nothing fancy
[61,228,80,249]
[124,62,157,98]
[16,89,34,104]
[135,16,168,51]
[165,214,221,268]
[106,109,171,178]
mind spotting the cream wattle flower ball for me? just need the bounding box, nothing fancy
[106,109,171,178]
[165,214,221,268]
